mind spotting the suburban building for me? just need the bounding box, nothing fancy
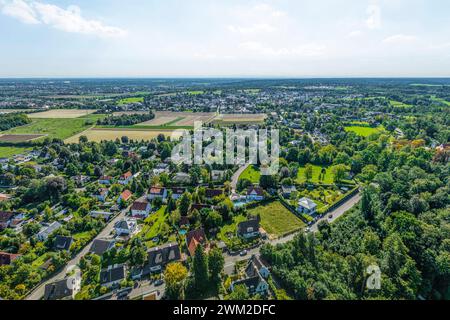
[205,189,224,200]
[0,211,14,230]
[148,187,168,202]
[44,276,81,300]
[118,190,133,204]
[89,239,116,256]
[145,242,182,273]
[186,228,207,256]
[230,255,270,296]
[100,264,126,288]
[237,216,261,239]
[130,198,152,219]
[0,252,21,266]
[98,176,113,185]
[114,218,138,236]
[281,185,297,198]
[297,197,317,215]
[90,211,114,221]
[53,235,73,252]
[94,188,109,202]
[172,172,191,184]
[37,221,62,242]
[118,171,133,185]
[211,170,225,182]
[246,186,265,201]
[170,187,186,200]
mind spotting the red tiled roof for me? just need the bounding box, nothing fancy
[131,200,149,211]
[120,190,132,201]
[149,187,165,195]
[0,252,20,265]
[186,228,206,256]
[120,171,132,180]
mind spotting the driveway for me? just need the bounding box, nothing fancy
[25,207,129,300]
[230,163,250,192]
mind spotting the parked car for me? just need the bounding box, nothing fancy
[240,250,248,256]
[328,214,333,219]
[154,279,164,286]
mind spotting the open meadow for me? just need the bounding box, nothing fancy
[344,125,384,137]
[65,128,182,143]
[212,113,267,125]
[29,109,97,119]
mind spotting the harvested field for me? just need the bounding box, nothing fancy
[0,134,45,142]
[29,109,97,119]
[139,111,216,126]
[213,113,267,124]
[65,128,182,143]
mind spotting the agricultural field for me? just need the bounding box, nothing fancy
[390,100,412,109]
[65,128,182,143]
[3,118,97,141]
[344,125,384,137]
[238,165,261,184]
[139,111,216,127]
[247,201,306,238]
[0,109,36,114]
[28,109,97,119]
[0,134,45,142]
[212,113,267,125]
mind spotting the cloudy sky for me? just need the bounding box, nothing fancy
[0,0,449,77]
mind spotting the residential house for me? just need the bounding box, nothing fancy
[281,185,297,198]
[211,170,225,182]
[230,255,270,296]
[37,221,62,242]
[100,264,127,288]
[0,252,21,266]
[172,172,191,184]
[186,228,207,256]
[170,187,186,200]
[145,242,182,273]
[90,211,114,221]
[148,187,168,202]
[205,188,224,200]
[114,218,138,236]
[94,188,109,202]
[297,197,317,215]
[237,216,261,239]
[0,193,11,202]
[189,204,212,214]
[0,211,14,230]
[44,276,81,300]
[118,171,133,185]
[72,175,90,187]
[118,189,133,204]
[246,186,264,201]
[98,176,113,185]
[89,239,116,256]
[53,235,73,252]
[130,198,152,219]
[179,216,190,228]
[153,163,170,175]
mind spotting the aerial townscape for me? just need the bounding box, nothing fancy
[0,78,448,301]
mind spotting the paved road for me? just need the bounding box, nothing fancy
[223,191,361,274]
[230,163,250,192]
[26,208,128,300]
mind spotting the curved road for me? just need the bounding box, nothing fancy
[230,163,250,192]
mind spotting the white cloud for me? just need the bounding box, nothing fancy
[383,34,417,44]
[0,0,126,37]
[227,23,276,35]
[1,0,40,24]
[347,30,363,38]
[366,4,381,30]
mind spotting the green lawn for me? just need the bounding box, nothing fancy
[431,96,450,107]
[3,118,96,141]
[140,206,168,243]
[344,125,384,137]
[116,97,144,105]
[0,146,32,158]
[247,201,305,237]
[296,165,334,184]
[217,214,247,243]
[238,165,261,183]
[390,100,413,109]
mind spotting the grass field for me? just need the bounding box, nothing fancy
[65,128,182,143]
[344,125,384,137]
[3,118,96,141]
[116,97,145,105]
[431,96,450,106]
[390,100,413,109]
[29,109,97,118]
[0,134,44,142]
[0,146,32,158]
[296,165,334,184]
[247,201,305,238]
[213,113,267,125]
[239,165,261,183]
[139,206,170,247]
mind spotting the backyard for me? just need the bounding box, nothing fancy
[238,165,261,184]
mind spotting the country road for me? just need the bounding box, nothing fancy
[26,208,128,300]
[224,191,361,274]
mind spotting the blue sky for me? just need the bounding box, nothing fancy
[0,0,449,77]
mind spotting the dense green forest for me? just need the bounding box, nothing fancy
[97,112,155,126]
[0,114,31,131]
